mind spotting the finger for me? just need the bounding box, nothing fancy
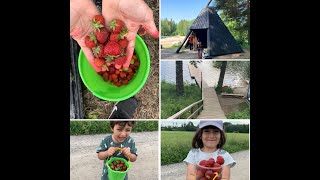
[82,47,101,72]
[123,31,137,69]
[142,16,159,38]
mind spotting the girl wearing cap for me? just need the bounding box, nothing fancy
[183,120,235,180]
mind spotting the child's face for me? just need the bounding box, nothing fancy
[201,127,221,149]
[112,123,133,143]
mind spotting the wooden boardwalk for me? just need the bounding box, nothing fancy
[188,64,226,119]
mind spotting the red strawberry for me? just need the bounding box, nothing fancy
[109,19,124,33]
[91,15,105,30]
[108,66,116,74]
[213,163,222,173]
[95,27,109,44]
[118,38,129,48]
[102,72,109,81]
[84,34,97,48]
[94,57,105,67]
[134,60,140,67]
[119,71,126,79]
[216,156,224,165]
[122,79,128,85]
[114,81,122,87]
[199,160,206,166]
[205,170,214,179]
[197,170,204,178]
[104,41,122,56]
[114,56,127,65]
[109,33,121,41]
[92,43,104,58]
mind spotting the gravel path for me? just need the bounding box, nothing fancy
[161,150,249,180]
[70,131,159,180]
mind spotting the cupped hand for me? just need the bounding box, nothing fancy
[102,0,159,69]
[70,0,101,72]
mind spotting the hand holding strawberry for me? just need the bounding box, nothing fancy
[70,0,102,72]
[102,0,159,68]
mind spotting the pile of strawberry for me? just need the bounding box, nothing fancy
[196,156,224,180]
[84,15,140,87]
[109,159,128,172]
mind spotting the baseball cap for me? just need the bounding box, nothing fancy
[199,120,223,131]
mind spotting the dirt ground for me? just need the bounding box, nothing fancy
[82,0,159,119]
[160,36,250,59]
[70,131,159,180]
[217,95,248,115]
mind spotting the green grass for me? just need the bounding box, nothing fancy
[70,121,158,135]
[161,81,202,119]
[226,102,250,119]
[161,131,249,165]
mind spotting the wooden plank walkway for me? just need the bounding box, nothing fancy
[188,64,226,119]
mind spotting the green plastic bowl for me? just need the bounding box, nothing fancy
[78,35,150,101]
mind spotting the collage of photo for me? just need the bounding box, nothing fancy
[70,0,250,179]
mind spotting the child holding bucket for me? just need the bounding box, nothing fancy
[96,121,137,180]
[183,120,236,180]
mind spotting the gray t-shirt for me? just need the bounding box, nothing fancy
[96,135,138,180]
[183,148,236,168]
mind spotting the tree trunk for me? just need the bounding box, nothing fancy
[217,61,227,90]
[176,61,184,96]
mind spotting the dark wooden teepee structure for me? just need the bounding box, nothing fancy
[176,1,243,57]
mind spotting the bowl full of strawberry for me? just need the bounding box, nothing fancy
[196,156,224,180]
[78,16,150,101]
[106,157,131,180]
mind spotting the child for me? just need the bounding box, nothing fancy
[96,121,138,180]
[184,120,235,180]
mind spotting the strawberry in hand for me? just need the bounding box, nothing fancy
[102,0,159,69]
[70,0,102,72]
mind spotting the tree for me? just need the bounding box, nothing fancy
[176,61,184,96]
[217,61,227,93]
[214,0,250,44]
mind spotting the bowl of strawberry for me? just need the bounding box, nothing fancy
[78,16,150,101]
[106,157,131,180]
[196,156,224,180]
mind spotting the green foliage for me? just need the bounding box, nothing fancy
[70,121,158,135]
[161,18,177,36]
[212,61,222,68]
[226,105,250,119]
[174,19,194,36]
[161,19,194,36]
[216,0,250,45]
[224,123,249,133]
[161,81,202,119]
[161,131,249,165]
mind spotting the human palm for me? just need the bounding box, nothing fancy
[70,0,101,72]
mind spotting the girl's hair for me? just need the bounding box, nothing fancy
[192,125,226,149]
[110,121,135,129]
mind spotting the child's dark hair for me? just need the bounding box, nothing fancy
[110,121,135,129]
[192,125,226,149]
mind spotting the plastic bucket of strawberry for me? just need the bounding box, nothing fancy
[106,157,131,180]
[78,34,150,101]
[196,161,222,180]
